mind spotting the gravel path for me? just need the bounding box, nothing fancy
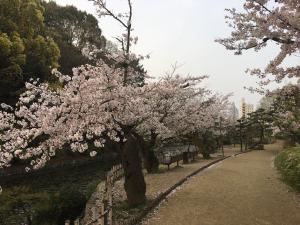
[113,147,240,224]
[142,143,300,225]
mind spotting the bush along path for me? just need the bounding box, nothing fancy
[141,143,300,225]
[275,147,300,192]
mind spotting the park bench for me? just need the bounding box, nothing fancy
[161,152,183,169]
[160,145,199,169]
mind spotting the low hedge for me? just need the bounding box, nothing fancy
[275,147,300,192]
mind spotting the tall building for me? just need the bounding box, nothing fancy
[239,98,254,119]
[229,102,239,123]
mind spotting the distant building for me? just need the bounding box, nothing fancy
[229,102,239,123]
[239,98,254,119]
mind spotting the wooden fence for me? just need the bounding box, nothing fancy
[66,145,198,224]
[66,164,124,225]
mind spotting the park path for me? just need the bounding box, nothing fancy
[142,143,300,225]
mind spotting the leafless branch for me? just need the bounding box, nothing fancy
[93,0,128,28]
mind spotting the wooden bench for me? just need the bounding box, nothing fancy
[161,153,183,170]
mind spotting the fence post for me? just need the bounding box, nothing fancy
[74,219,80,225]
[82,164,123,225]
[99,205,105,225]
[91,205,97,222]
[108,179,113,225]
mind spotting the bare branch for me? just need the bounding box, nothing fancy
[92,0,128,28]
[115,37,125,52]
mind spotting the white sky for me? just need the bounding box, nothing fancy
[53,0,296,107]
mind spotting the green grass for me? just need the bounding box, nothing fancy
[275,147,300,192]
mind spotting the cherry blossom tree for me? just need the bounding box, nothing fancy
[217,0,300,85]
[0,60,147,204]
[134,66,211,172]
[0,0,233,206]
[0,61,221,204]
[174,94,231,159]
[269,82,300,144]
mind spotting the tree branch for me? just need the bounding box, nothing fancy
[93,0,128,28]
[253,0,300,32]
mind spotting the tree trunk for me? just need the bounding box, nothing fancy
[200,149,211,159]
[133,132,159,174]
[182,152,189,164]
[143,148,159,173]
[121,134,146,206]
[192,137,211,159]
[197,143,211,159]
[183,144,191,164]
[260,126,264,144]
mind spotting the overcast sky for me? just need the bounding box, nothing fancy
[54,0,293,107]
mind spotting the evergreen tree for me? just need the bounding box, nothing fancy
[0,0,60,104]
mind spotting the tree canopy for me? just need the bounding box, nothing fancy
[0,0,60,104]
[42,0,107,75]
[217,0,300,85]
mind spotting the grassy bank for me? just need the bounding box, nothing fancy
[275,147,300,192]
[0,157,116,225]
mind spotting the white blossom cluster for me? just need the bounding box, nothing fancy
[269,82,300,136]
[0,58,229,171]
[217,0,300,84]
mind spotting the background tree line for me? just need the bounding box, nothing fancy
[0,0,108,104]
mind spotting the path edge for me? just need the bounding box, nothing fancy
[125,151,251,225]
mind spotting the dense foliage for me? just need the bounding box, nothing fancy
[275,147,300,192]
[270,83,300,144]
[42,0,107,75]
[0,185,88,225]
[0,0,60,104]
[0,0,113,104]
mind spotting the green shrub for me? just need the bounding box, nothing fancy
[33,185,87,225]
[0,186,52,225]
[85,180,99,198]
[57,185,87,222]
[0,185,88,225]
[275,147,300,192]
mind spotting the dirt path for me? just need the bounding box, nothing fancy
[113,147,240,224]
[142,143,300,225]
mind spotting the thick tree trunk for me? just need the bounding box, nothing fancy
[143,148,159,173]
[260,126,264,144]
[183,144,191,164]
[182,152,189,164]
[133,132,159,174]
[192,137,211,159]
[200,149,211,159]
[121,134,146,206]
[195,144,211,159]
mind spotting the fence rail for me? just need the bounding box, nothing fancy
[66,164,124,225]
[66,145,199,224]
